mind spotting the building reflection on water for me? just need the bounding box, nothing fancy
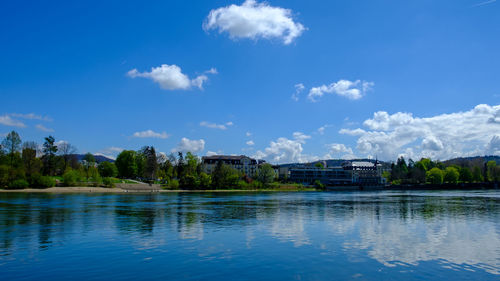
[0,191,499,275]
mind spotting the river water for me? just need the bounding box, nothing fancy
[0,190,499,280]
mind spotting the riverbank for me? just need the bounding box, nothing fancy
[0,187,318,193]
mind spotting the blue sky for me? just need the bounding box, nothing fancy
[1,0,499,162]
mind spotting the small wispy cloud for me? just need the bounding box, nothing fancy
[11,113,52,122]
[35,124,54,132]
[291,83,305,101]
[472,0,496,7]
[200,121,233,130]
[132,130,169,139]
[0,115,26,128]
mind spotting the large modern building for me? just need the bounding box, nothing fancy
[288,160,384,186]
[202,155,259,177]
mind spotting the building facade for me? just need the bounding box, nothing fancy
[202,155,258,177]
[288,160,384,186]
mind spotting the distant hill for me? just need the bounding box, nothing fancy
[443,155,500,166]
[71,154,115,163]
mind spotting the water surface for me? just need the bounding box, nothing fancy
[1,191,499,280]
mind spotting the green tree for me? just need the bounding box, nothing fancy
[427,168,444,184]
[314,162,324,169]
[443,167,459,183]
[486,160,497,182]
[115,150,137,178]
[257,164,276,187]
[139,146,158,180]
[42,136,58,176]
[22,141,42,183]
[199,172,211,189]
[98,161,118,178]
[391,157,409,180]
[472,166,484,182]
[459,167,473,183]
[2,131,22,168]
[212,161,240,189]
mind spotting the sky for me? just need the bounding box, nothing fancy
[1,0,499,163]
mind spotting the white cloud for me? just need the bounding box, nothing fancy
[200,121,233,130]
[246,140,255,146]
[291,83,305,101]
[253,132,318,163]
[127,64,216,90]
[172,138,205,153]
[10,113,52,121]
[308,80,374,102]
[206,151,218,156]
[317,124,333,135]
[132,130,169,139]
[203,0,305,45]
[340,104,500,160]
[292,131,311,143]
[246,131,252,137]
[324,143,355,159]
[0,115,26,127]
[486,135,500,155]
[35,124,54,132]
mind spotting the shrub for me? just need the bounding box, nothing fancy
[98,162,118,178]
[314,179,325,189]
[169,179,179,189]
[31,174,56,188]
[91,175,102,187]
[62,170,79,186]
[8,179,29,189]
[103,177,115,188]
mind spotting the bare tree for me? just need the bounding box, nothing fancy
[57,141,77,170]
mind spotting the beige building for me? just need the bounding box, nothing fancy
[202,155,259,177]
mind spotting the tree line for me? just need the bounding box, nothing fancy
[115,149,277,189]
[386,156,500,185]
[0,130,278,189]
[0,130,124,189]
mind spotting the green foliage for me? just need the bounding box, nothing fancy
[2,131,22,164]
[199,172,211,189]
[102,177,115,188]
[459,167,473,183]
[427,168,444,184]
[382,171,391,182]
[486,160,497,182]
[8,179,29,189]
[472,166,484,182]
[211,161,240,188]
[31,174,56,188]
[313,179,325,189]
[257,164,276,187]
[391,157,409,180]
[62,169,80,186]
[42,136,58,176]
[443,167,459,183]
[169,179,179,189]
[22,142,41,181]
[0,165,9,188]
[139,146,158,180]
[98,161,118,178]
[115,150,138,178]
[314,162,324,168]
